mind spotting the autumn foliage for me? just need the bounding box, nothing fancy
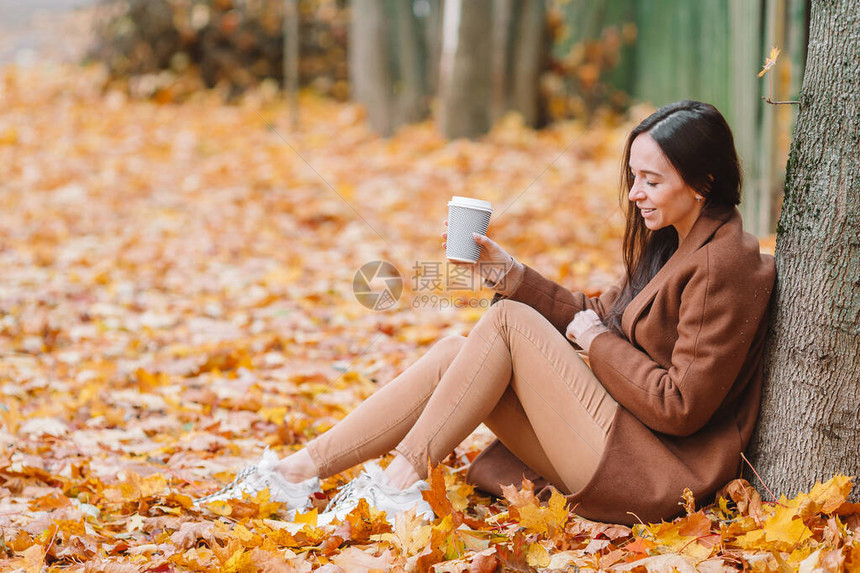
[0,62,858,571]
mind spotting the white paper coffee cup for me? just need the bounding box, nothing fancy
[446,196,493,263]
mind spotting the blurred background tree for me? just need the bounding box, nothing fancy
[86,0,807,235]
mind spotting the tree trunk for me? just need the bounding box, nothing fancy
[350,0,393,136]
[395,0,429,125]
[284,0,300,130]
[509,0,545,127]
[437,0,492,139]
[490,0,515,123]
[423,0,444,95]
[747,0,860,500]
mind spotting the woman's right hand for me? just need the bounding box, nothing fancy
[442,219,514,282]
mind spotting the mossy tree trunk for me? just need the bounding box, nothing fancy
[747,0,860,500]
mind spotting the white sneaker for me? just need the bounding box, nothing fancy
[194,448,320,511]
[317,462,434,526]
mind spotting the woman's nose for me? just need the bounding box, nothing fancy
[628,181,645,202]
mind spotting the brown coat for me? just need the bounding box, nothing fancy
[465,206,776,525]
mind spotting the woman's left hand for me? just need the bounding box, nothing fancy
[565,310,611,353]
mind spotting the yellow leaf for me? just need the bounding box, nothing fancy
[734,527,766,548]
[137,473,168,498]
[204,499,233,517]
[547,489,569,521]
[526,542,550,567]
[766,504,812,545]
[390,510,433,555]
[431,513,456,536]
[787,545,815,565]
[135,368,169,391]
[646,512,714,561]
[758,46,781,77]
[799,474,854,517]
[680,487,696,514]
[515,488,568,535]
[231,523,255,543]
[293,507,318,526]
[103,481,138,503]
[221,548,254,573]
[444,473,474,513]
[0,126,18,145]
[718,496,731,517]
[256,501,283,517]
[258,406,287,424]
[252,488,271,504]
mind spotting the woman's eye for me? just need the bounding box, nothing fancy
[646,180,657,187]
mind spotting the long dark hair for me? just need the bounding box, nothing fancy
[604,100,742,335]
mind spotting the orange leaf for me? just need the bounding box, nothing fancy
[16,544,46,573]
[28,491,71,511]
[421,464,456,522]
[836,501,860,516]
[625,536,656,557]
[469,551,499,573]
[678,511,712,538]
[717,478,763,523]
[501,478,539,511]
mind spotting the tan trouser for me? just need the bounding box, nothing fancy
[304,299,618,494]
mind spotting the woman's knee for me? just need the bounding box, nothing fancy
[482,299,541,328]
[431,334,467,363]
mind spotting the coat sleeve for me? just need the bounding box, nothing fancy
[587,246,774,437]
[491,264,622,335]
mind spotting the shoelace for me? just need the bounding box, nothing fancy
[196,464,259,504]
[323,472,373,515]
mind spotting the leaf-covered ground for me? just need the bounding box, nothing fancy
[0,61,857,572]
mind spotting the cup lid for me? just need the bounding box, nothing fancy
[448,196,493,212]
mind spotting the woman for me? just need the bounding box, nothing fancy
[196,100,776,526]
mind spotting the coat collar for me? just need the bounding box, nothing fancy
[620,205,738,341]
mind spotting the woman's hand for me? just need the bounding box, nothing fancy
[565,309,611,353]
[442,219,514,283]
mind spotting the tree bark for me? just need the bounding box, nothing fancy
[350,0,393,136]
[747,0,860,500]
[437,0,492,139]
[509,0,545,127]
[490,0,515,123]
[423,0,444,95]
[395,0,429,125]
[284,0,300,130]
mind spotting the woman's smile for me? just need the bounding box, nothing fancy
[628,133,704,241]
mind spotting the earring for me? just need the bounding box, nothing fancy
[695,196,703,202]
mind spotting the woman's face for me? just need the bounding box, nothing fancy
[628,133,704,242]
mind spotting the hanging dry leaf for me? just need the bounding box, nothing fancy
[758,46,781,77]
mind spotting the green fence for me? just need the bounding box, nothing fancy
[552,0,807,236]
